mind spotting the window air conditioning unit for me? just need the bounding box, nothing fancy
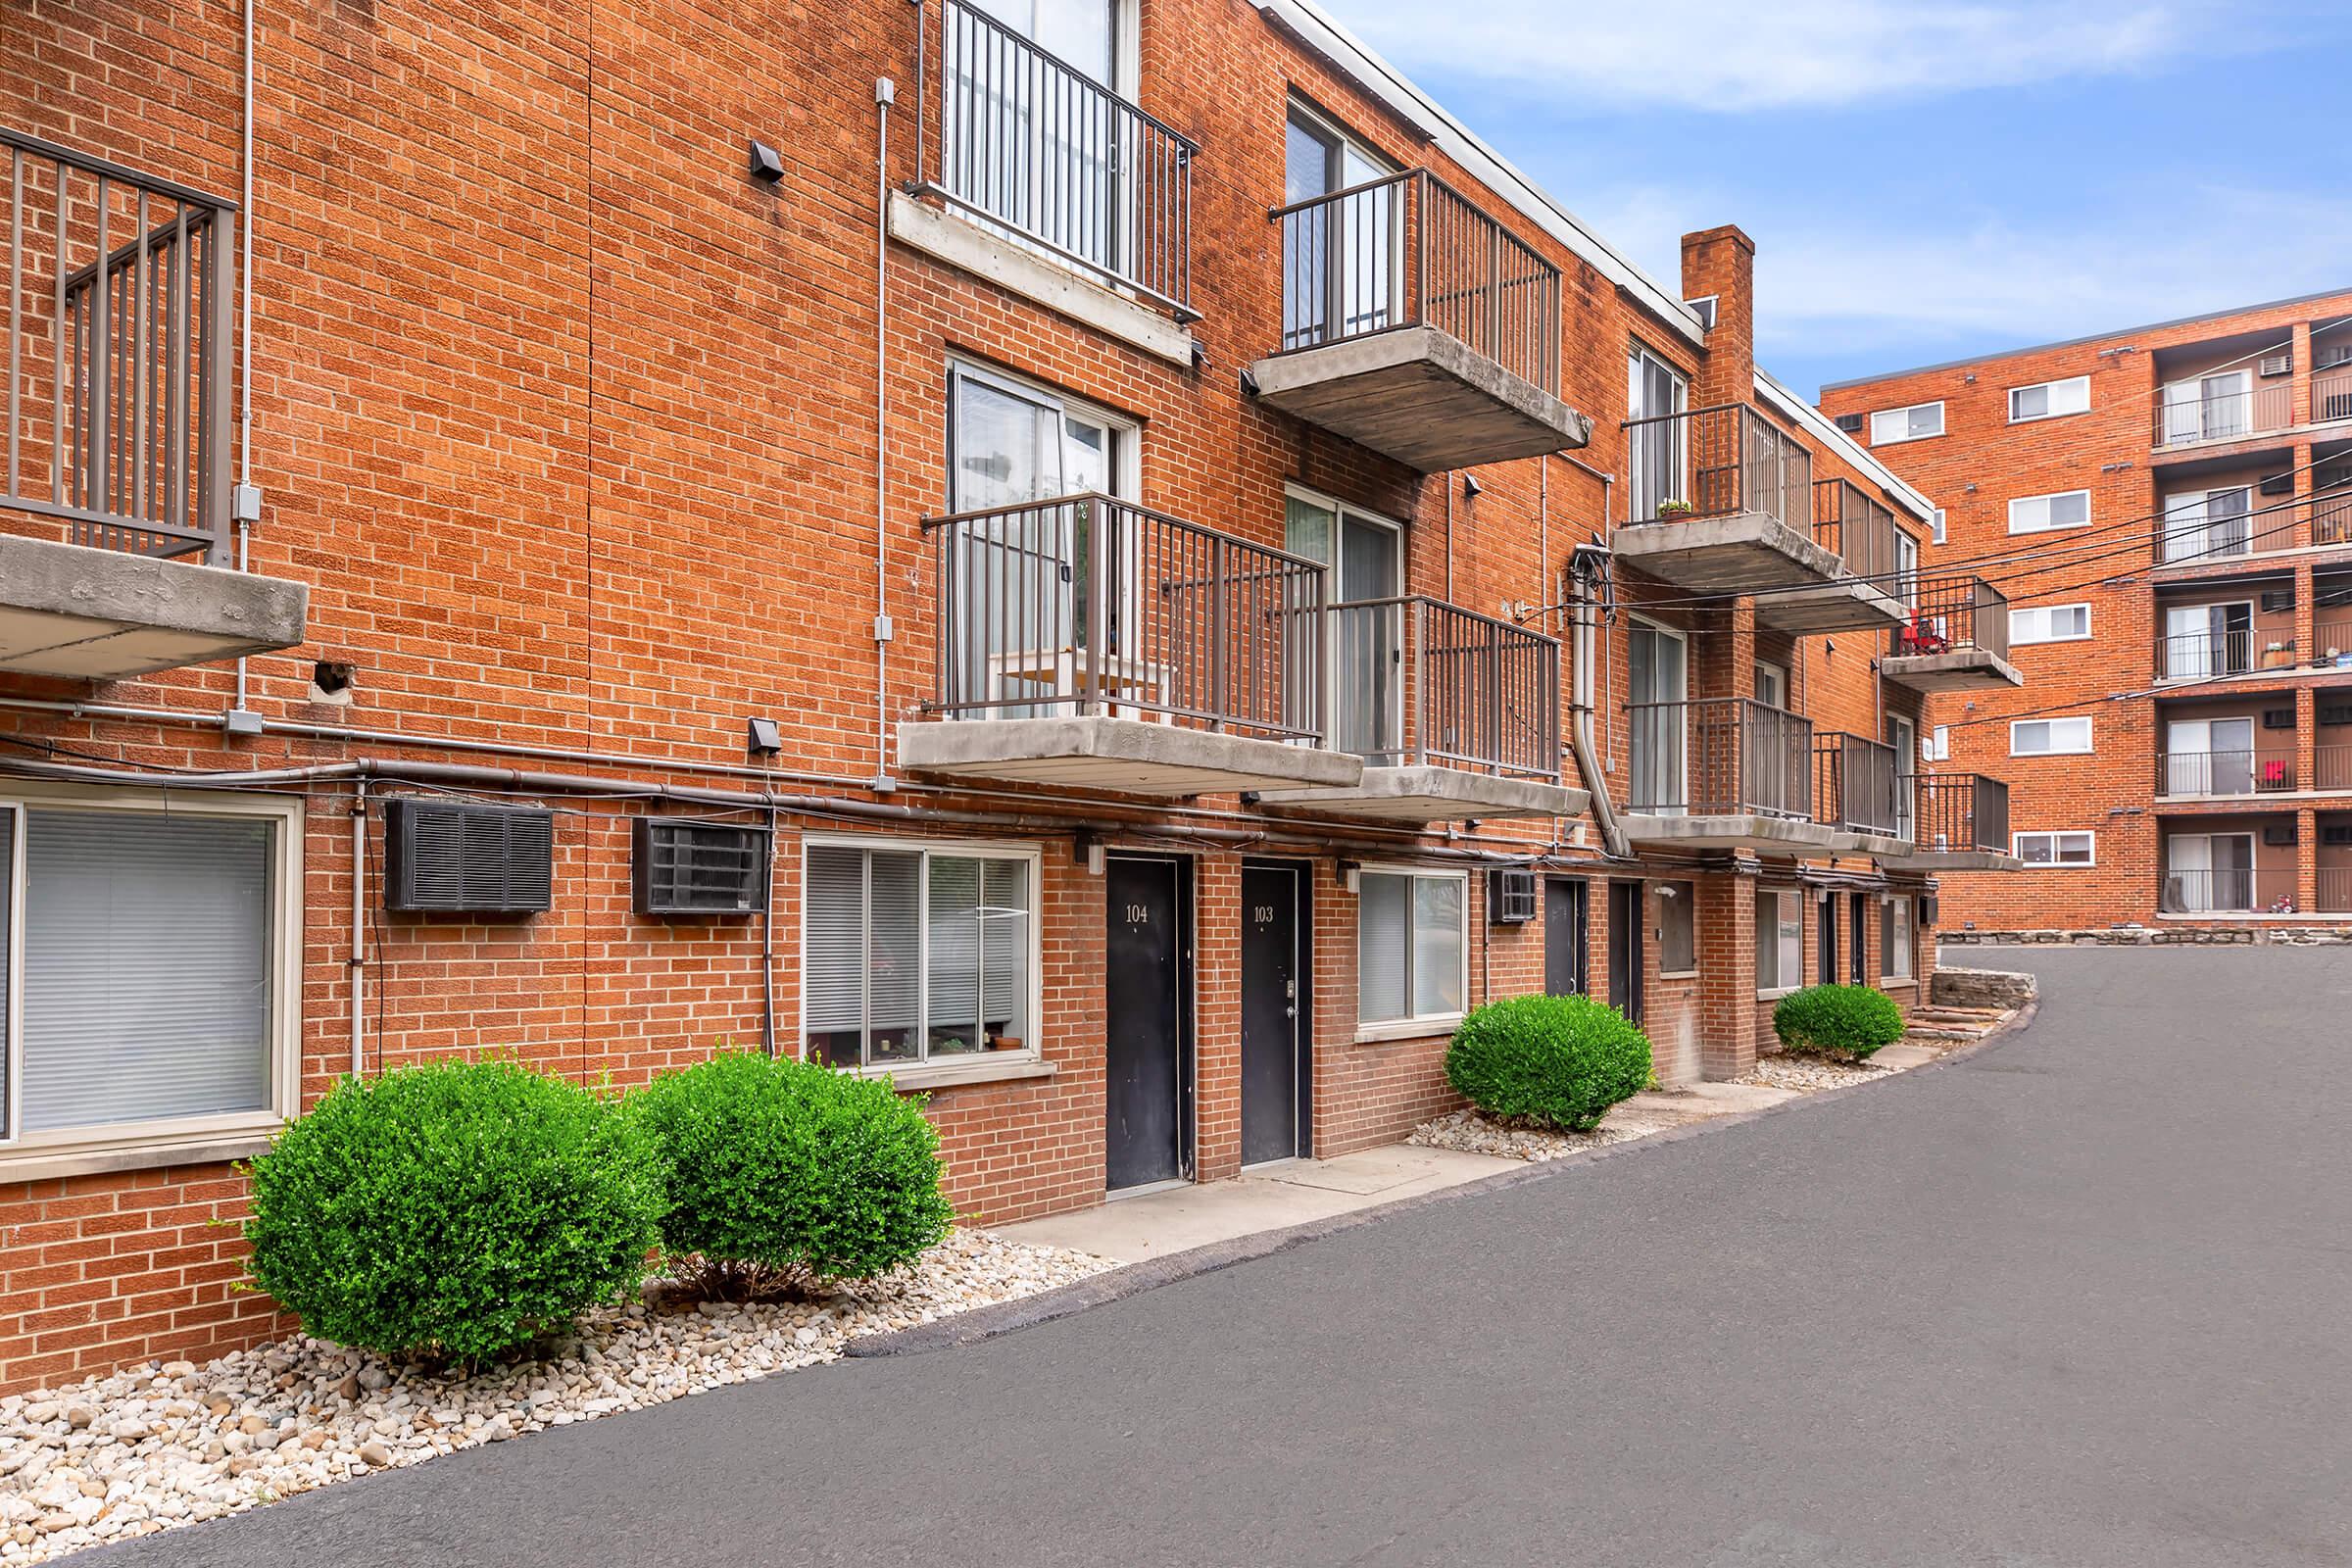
[2258,352,2292,377]
[633,819,771,915]
[383,798,555,913]
[1488,866,1538,925]
[1918,894,1937,926]
[2260,589,2294,613]
[2262,707,2295,729]
[2325,824,2352,847]
[1833,412,1865,435]
[2321,705,2352,726]
[2263,823,2297,847]
[2259,473,2294,497]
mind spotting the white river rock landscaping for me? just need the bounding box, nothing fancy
[1737,1054,1898,1094]
[1407,1108,1650,1162]
[0,1229,1111,1564]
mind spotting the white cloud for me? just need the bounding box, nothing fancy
[1335,0,2244,112]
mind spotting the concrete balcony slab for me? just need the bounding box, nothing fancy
[0,533,307,679]
[897,715,1363,798]
[1621,811,1842,855]
[1880,648,2026,693]
[1608,513,1844,595]
[1257,764,1590,824]
[1247,326,1593,472]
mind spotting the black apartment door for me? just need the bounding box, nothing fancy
[1607,880,1644,1023]
[1240,862,1308,1166]
[1819,893,1840,984]
[1544,877,1589,996]
[1104,856,1191,1192]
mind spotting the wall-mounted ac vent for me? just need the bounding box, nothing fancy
[2260,589,2295,613]
[633,819,771,915]
[2325,824,2352,846]
[2259,473,2294,497]
[2258,352,2293,377]
[1833,412,1865,435]
[1488,866,1538,925]
[2320,705,2352,726]
[2262,707,2295,729]
[384,799,555,913]
[2263,823,2297,847]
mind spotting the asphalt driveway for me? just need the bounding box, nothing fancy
[88,948,2352,1566]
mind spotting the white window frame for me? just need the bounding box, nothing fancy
[2014,831,2096,866]
[2010,715,2094,757]
[1755,886,1803,999]
[1880,895,1914,982]
[1286,482,1407,760]
[1753,659,1787,709]
[1929,725,1950,762]
[0,784,304,1179]
[1870,401,1944,445]
[1656,880,1697,979]
[2009,489,2092,535]
[1931,508,1946,546]
[946,358,1141,509]
[798,833,1046,1078]
[1354,865,1469,1041]
[2008,375,2090,423]
[1627,343,1690,520]
[2010,603,2093,645]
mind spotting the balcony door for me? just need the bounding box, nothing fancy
[1627,619,1687,812]
[946,364,1132,716]
[2163,601,2252,679]
[1281,108,1395,353]
[2162,487,2252,564]
[1627,348,1688,523]
[947,0,1125,278]
[2161,369,2250,444]
[1886,714,1918,841]
[2166,832,2255,912]
[1286,490,1400,760]
[2166,716,2255,796]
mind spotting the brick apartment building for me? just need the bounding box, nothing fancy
[1822,288,2352,936]
[0,0,2006,1392]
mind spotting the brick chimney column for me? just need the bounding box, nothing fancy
[1681,225,1757,409]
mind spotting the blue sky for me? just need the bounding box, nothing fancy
[1332,0,2352,400]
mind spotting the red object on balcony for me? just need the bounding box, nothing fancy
[1897,615,1949,655]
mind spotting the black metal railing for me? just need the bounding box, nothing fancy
[2313,616,2352,663]
[1330,596,1559,777]
[2159,864,2298,915]
[1915,772,2010,855]
[2153,382,2292,447]
[1890,575,2010,661]
[923,493,1325,741]
[2157,749,2301,797]
[1621,402,1811,531]
[1813,732,1900,836]
[2315,366,2352,426]
[1625,697,1812,818]
[2,127,237,562]
[2154,628,2295,681]
[911,0,1196,318]
[1270,168,1560,393]
[2320,746,2352,790]
[2313,483,2352,548]
[1810,477,1902,586]
[2319,866,2352,912]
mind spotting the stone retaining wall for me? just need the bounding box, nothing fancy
[1944,928,2352,948]
[1930,967,2037,1010]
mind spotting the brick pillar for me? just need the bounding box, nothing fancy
[2292,439,2317,551]
[1679,225,1756,409]
[2297,685,2318,800]
[1192,853,1243,1183]
[2292,320,2316,429]
[1696,867,1759,1079]
[2298,807,2320,917]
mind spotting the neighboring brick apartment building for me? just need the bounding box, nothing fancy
[0,0,2004,1391]
[1822,288,2352,936]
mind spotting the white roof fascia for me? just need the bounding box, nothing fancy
[1754,368,1938,525]
[1252,0,1705,349]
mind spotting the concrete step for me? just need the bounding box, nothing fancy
[1902,1020,1999,1042]
[1913,1006,2005,1023]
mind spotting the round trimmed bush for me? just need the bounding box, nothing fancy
[1773,983,1905,1060]
[628,1052,955,1299]
[243,1059,664,1367]
[1445,994,1652,1132]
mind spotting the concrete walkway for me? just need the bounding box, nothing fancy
[1001,1079,1802,1263]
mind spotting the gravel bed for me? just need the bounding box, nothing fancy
[1406,1107,1650,1162]
[1737,1054,1898,1094]
[0,1229,1111,1564]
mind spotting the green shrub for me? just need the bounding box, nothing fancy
[1445,994,1652,1133]
[243,1059,664,1367]
[629,1052,955,1299]
[1773,983,1906,1060]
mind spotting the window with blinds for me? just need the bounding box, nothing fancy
[1357,870,1466,1026]
[6,807,279,1139]
[1754,887,1801,993]
[804,842,1035,1070]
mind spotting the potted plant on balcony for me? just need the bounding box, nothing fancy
[1654,498,1693,520]
[2263,639,2293,669]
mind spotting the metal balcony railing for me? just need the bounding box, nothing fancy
[1270,168,1561,393]
[2157,749,2301,797]
[1329,596,1559,778]
[1621,402,1812,532]
[1625,697,1812,818]
[922,493,1326,741]
[1890,575,2010,661]
[1914,772,2009,855]
[1813,731,1901,836]
[2312,617,2352,665]
[2317,746,2352,790]
[910,0,1197,318]
[2312,365,2352,425]
[2155,628,2294,681]
[2,128,237,563]
[1810,477,1902,587]
[2159,864,2298,915]
[2153,381,2293,446]
[2312,481,2352,548]
[2319,866,2352,913]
